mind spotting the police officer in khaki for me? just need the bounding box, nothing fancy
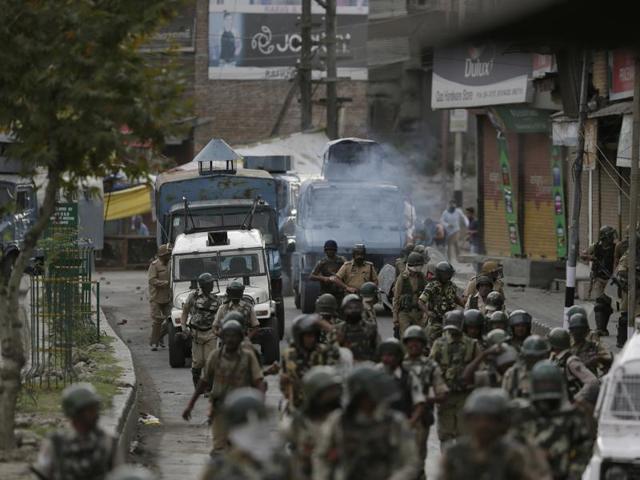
[333,243,378,294]
[148,244,171,351]
[181,272,221,387]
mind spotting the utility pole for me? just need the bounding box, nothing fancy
[452,115,464,206]
[325,0,338,139]
[627,53,640,340]
[299,0,312,131]
[564,50,589,328]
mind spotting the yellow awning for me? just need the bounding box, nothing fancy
[104,184,152,221]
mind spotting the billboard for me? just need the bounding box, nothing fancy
[142,4,196,52]
[431,44,532,109]
[208,0,368,80]
[610,49,634,101]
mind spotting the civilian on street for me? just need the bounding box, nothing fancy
[440,201,469,261]
[465,207,480,254]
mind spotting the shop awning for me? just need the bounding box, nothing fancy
[104,184,152,221]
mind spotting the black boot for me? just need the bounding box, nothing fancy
[191,368,202,389]
[617,312,628,348]
[594,296,613,336]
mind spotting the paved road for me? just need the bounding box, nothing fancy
[100,270,440,479]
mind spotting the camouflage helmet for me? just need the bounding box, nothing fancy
[226,281,245,299]
[485,328,509,347]
[221,319,244,338]
[521,335,550,360]
[107,466,155,480]
[341,293,363,310]
[352,243,366,255]
[566,305,587,322]
[291,314,320,345]
[377,337,405,360]
[413,244,426,254]
[302,366,342,404]
[223,311,246,330]
[463,387,510,417]
[480,260,501,275]
[315,293,338,316]
[402,325,427,345]
[435,261,455,283]
[568,313,590,331]
[198,272,215,288]
[443,310,464,332]
[599,225,617,242]
[509,310,532,327]
[548,327,571,351]
[495,345,519,370]
[359,282,378,299]
[406,252,425,267]
[221,387,267,429]
[486,291,505,310]
[463,309,485,329]
[403,243,416,255]
[530,360,565,402]
[345,364,395,407]
[61,383,101,418]
[475,275,493,287]
[488,311,509,329]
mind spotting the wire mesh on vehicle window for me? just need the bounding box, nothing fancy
[610,374,640,420]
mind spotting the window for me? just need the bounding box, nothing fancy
[173,249,266,282]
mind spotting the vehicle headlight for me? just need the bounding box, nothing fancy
[173,292,191,309]
[254,303,271,318]
[604,465,628,480]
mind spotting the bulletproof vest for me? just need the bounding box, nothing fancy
[50,429,116,480]
[404,358,437,424]
[436,336,476,392]
[210,349,253,405]
[506,362,530,399]
[190,292,220,331]
[426,282,458,321]
[593,242,615,278]
[338,412,397,480]
[225,299,254,326]
[389,367,413,417]
[340,322,376,361]
[399,274,426,311]
[554,351,583,401]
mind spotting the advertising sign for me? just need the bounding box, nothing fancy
[610,50,634,101]
[208,0,368,81]
[142,4,196,52]
[550,146,567,258]
[497,138,522,257]
[431,44,532,109]
[493,106,550,133]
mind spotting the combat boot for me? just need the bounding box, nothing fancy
[594,295,613,336]
[617,312,628,348]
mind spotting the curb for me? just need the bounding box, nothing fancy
[96,290,138,453]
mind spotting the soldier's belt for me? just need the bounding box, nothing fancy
[189,324,214,332]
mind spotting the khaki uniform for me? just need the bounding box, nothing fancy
[393,270,427,335]
[335,260,378,291]
[313,409,419,480]
[183,290,221,369]
[148,258,171,346]
[463,276,505,302]
[403,355,448,476]
[550,350,599,403]
[429,333,480,443]
[571,335,612,377]
[202,346,263,452]
[502,360,532,399]
[587,242,615,299]
[419,281,460,345]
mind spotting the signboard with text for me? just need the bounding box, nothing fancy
[550,146,567,258]
[497,138,522,257]
[431,44,532,109]
[208,0,368,81]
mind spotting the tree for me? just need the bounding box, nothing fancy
[0,0,187,449]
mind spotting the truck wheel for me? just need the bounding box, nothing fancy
[168,322,186,368]
[300,280,320,314]
[261,317,280,364]
[276,299,285,340]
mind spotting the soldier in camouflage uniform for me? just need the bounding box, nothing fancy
[32,383,121,480]
[464,275,493,314]
[310,240,347,305]
[394,243,415,277]
[429,311,481,444]
[462,309,486,348]
[547,328,599,404]
[402,326,448,479]
[485,291,506,316]
[419,261,462,345]
[280,314,341,411]
[393,252,428,336]
[359,281,379,324]
[568,313,612,377]
[199,388,289,480]
[512,361,594,480]
[439,388,541,480]
[508,310,532,352]
[182,320,265,453]
[581,225,616,299]
[334,294,380,362]
[312,365,419,480]
[285,367,342,480]
[502,335,550,399]
[334,244,378,294]
[463,260,505,302]
[463,338,518,388]
[213,282,258,337]
[181,273,222,387]
[147,244,171,350]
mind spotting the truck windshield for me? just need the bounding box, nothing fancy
[170,209,277,245]
[610,374,640,420]
[173,249,266,282]
[308,188,404,225]
[326,141,385,165]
